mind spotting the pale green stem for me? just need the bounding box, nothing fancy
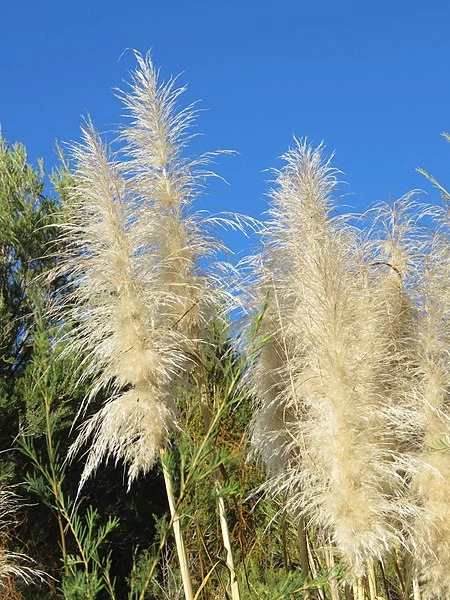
[281,511,289,573]
[366,561,377,600]
[306,533,326,600]
[43,382,72,580]
[355,577,365,600]
[324,541,340,600]
[412,578,420,600]
[160,448,194,600]
[298,517,311,599]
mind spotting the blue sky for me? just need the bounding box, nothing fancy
[2,0,450,254]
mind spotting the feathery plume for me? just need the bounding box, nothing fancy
[249,141,420,575]
[118,52,228,343]
[363,196,450,598]
[408,225,450,599]
[114,55,242,600]
[0,488,45,589]
[56,124,179,487]
[54,53,232,490]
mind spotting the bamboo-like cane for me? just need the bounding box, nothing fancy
[217,486,240,599]
[160,448,194,600]
[324,541,340,600]
[412,578,420,600]
[306,533,326,600]
[355,576,366,600]
[298,517,311,599]
[366,561,377,600]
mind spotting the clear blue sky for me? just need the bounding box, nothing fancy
[2,0,450,254]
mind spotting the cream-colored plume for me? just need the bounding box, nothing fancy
[249,293,296,475]
[365,197,450,598]
[249,141,421,575]
[55,54,228,488]
[57,124,180,487]
[408,227,450,599]
[118,52,227,343]
[0,488,44,588]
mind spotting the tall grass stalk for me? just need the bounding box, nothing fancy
[246,137,450,598]
[118,53,242,598]
[159,448,194,600]
[51,53,245,599]
[297,518,310,598]
[413,577,421,600]
[366,561,377,600]
[246,139,450,600]
[366,195,450,599]
[324,542,340,600]
[408,217,450,598]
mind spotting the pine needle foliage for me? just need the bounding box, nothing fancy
[0,133,61,482]
[18,310,120,598]
[0,134,57,379]
[0,133,65,595]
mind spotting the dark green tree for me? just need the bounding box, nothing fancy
[0,134,60,482]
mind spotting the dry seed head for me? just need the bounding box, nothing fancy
[250,300,298,474]
[250,141,422,574]
[407,229,450,598]
[55,124,182,485]
[119,52,229,342]
[0,489,45,588]
[73,385,177,489]
[54,54,233,487]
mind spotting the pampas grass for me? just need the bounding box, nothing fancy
[0,488,44,590]
[247,139,450,599]
[248,141,428,584]
[45,51,450,598]
[55,53,230,489]
[51,52,241,600]
[408,223,450,599]
[57,123,180,487]
[118,52,228,343]
[367,193,450,599]
[117,53,241,599]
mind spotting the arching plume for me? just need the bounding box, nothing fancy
[53,54,231,488]
[249,141,422,576]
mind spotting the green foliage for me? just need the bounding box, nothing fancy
[127,549,157,600]
[147,316,307,599]
[430,435,450,453]
[239,566,345,600]
[60,506,119,600]
[0,135,62,489]
[0,135,58,376]
[17,310,118,598]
